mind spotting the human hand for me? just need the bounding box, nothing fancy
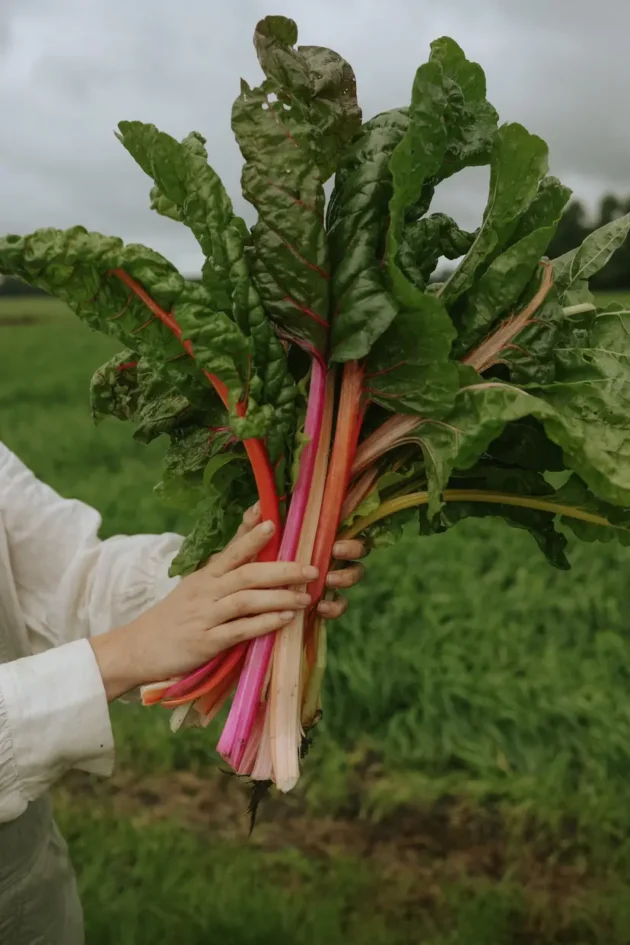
[91,518,317,701]
[232,503,368,621]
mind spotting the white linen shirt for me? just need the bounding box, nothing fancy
[0,442,182,944]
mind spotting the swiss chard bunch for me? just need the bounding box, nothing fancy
[3,16,630,793]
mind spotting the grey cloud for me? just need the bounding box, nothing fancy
[0,0,628,274]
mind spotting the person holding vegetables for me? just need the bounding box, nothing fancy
[0,442,366,945]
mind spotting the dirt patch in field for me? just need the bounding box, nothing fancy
[0,315,44,326]
[58,767,614,939]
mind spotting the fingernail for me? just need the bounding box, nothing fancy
[332,543,343,557]
[252,501,260,515]
[302,565,319,580]
[280,611,295,621]
[297,593,311,607]
[326,572,340,587]
[318,601,333,616]
[261,521,275,535]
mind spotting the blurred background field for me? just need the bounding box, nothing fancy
[4,294,630,944]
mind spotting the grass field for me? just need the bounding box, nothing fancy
[4,294,630,943]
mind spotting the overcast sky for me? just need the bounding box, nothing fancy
[0,0,628,275]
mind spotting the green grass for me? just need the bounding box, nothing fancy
[5,294,630,943]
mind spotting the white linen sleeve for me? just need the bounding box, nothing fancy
[0,443,183,820]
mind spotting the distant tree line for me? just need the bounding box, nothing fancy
[547,193,630,291]
[0,275,48,296]
[2,193,630,296]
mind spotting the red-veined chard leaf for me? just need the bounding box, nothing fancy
[0,228,254,418]
[116,119,297,482]
[232,14,361,360]
[90,349,141,423]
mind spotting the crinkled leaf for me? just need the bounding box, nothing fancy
[0,227,263,439]
[365,299,459,417]
[408,297,630,513]
[387,60,450,309]
[170,502,244,576]
[508,176,572,249]
[552,475,630,547]
[117,122,238,303]
[362,84,461,411]
[553,213,630,303]
[370,44,498,413]
[498,287,566,386]
[452,225,556,356]
[134,391,197,443]
[233,15,361,357]
[202,452,247,493]
[419,463,570,569]
[132,357,223,444]
[531,301,630,506]
[117,119,296,469]
[149,131,207,224]
[328,109,406,361]
[438,123,549,305]
[428,36,498,179]
[398,213,476,291]
[90,350,140,423]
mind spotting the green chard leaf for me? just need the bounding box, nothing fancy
[507,176,572,247]
[530,301,630,506]
[149,131,207,224]
[363,60,459,414]
[397,213,476,292]
[117,122,241,302]
[428,36,498,178]
[117,119,297,477]
[438,123,549,305]
[447,179,571,365]
[90,349,140,423]
[452,226,556,356]
[553,212,630,306]
[419,463,571,570]
[90,349,225,445]
[551,475,630,547]
[0,227,257,430]
[164,433,256,576]
[328,108,407,361]
[361,40,500,415]
[233,15,361,359]
[398,294,630,516]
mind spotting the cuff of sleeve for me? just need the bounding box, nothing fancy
[0,639,115,801]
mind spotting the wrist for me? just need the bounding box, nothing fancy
[90,624,145,703]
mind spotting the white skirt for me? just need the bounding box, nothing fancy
[0,794,83,945]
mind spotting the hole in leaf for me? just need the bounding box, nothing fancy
[426,165,491,282]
